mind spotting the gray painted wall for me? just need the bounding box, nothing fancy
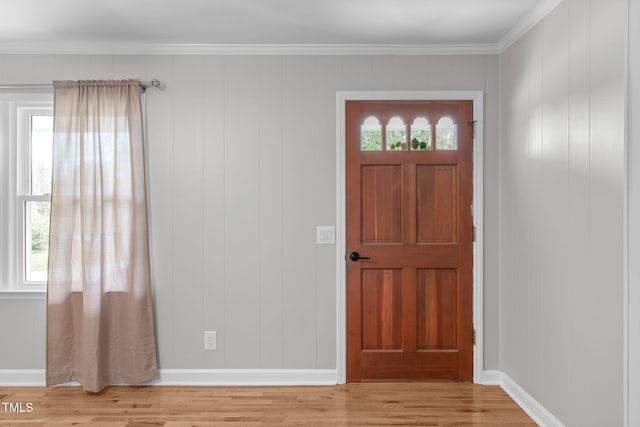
[628,0,640,425]
[499,0,625,425]
[0,54,501,371]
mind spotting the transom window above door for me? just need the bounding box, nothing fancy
[359,114,458,152]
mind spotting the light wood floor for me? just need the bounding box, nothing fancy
[0,383,536,426]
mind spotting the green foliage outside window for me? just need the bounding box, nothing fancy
[361,130,382,151]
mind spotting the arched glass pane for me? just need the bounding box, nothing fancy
[410,117,432,151]
[361,116,382,151]
[386,116,406,150]
[436,116,457,150]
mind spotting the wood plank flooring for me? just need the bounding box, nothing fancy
[0,383,536,426]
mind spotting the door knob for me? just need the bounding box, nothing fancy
[349,251,371,261]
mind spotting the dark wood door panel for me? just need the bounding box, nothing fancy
[417,268,458,350]
[361,269,403,350]
[416,165,458,243]
[359,351,460,381]
[361,165,403,244]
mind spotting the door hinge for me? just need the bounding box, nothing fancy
[472,225,476,242]
[473,329,476,345]
[466,120,477,138]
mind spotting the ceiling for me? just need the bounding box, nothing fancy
[0,0,550,54]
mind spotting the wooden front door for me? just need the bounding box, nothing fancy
[346,100,474,382]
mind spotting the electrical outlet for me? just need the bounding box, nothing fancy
[203,331,216,350]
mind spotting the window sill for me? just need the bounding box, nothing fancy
[0,289,46,300]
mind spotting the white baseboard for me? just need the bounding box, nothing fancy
[497,372,566,427]
[0,368,338,387]
[479,369,502,386]
[0,369,46,386]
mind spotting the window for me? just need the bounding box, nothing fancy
[359,114,458,153]
[386,116,407,150]
[19,110,53,285]
[436,116,457,150]
[361,116,382,151]
[410,117,432,151]
[0,93,53,293]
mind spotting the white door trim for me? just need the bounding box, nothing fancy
[335,91,485,383]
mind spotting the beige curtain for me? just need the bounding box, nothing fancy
[47,80,159,392]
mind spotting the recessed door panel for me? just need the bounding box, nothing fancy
[417,165,457,243]
[361,165,402,244]
[361,269,402,350]
[417,269,457,350]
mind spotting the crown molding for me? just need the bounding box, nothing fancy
[497,0,564,52]
[0,41,501,56]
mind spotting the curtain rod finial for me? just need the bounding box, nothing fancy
[150,78,166,91]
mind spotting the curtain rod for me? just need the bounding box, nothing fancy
[0,78,165,91]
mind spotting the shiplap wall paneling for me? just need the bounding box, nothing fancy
[499,0,625,424]
[566,1,595,425]
[629,0,640,425]
[483,55,501,370]
[282,57,320,368]
[540,2,570,420]
[522,24,544,405]
[224,56,262,368]
[146,56,176,369]
[2,55,52,84]
[0,53,500,376]
[113,56,147,81]
[587,0,625,423]
[202,56,229,368]
[172,57,205,368]
[313,57,342,369]
[89,56,115,80]
[0,302,45,368]
[258,56,285,368]
[51,56,91,81]
[339,57,374,91]
[500,34,531,387]
[439,56,487,90]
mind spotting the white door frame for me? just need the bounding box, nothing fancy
[335,91,485,384]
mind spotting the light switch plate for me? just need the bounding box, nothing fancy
[316,226,336,245]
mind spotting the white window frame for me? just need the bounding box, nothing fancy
[0,92,53,299]
[18,106,53,287]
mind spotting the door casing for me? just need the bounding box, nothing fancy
[336,90,485,384]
